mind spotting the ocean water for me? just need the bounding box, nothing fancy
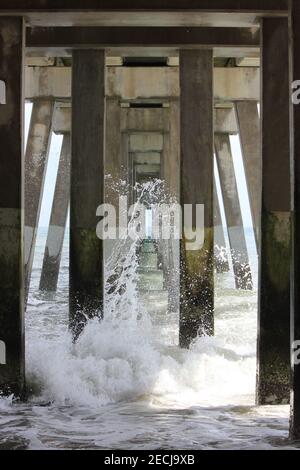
[0,226,297,450]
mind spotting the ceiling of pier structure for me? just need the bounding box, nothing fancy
[0,1,288,27]
[25,25,260,59]
[13,2,275,66]
[25,27,261,63]
[11,12,283,28]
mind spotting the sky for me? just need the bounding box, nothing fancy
[25,103,64,228]
[25,103,254,231]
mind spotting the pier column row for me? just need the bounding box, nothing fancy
[179,50,214,348]
[213,179,230,274]
[0,17,25,396]
[39,133,71,292]
[25,99,54,300]
[162,101,180,313]
[257,18,291,405]
[215,133,252,290]
[234,101,261,251]
[290,0,300,439]
[70,50,105,338]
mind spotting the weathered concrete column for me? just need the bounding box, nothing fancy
[213,178,230,274]
[234,101,261,250]
[215,134,252,290]
[162,101,180,312]
[39,134,70,292]
[70,50,105,338]
[0,17,25,396]
[257,18,291,405]
[290,0,300,439]
[25,99,54,299]
[105,97,122,197]
[104,98,122,269]
[179,50,214,348]
[163,101,180,200]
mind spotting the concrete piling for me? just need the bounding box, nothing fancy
[161,101,180,313]
[70,50,105,338]
[215,133,252,290]
[234,101,261,251]
[257,18,291,405]
[0,17,25,396]
[179,50,214,348]
[24,99,54,299]
[290,0,300,439]
[213,179,230,274]
[39,133,71,292]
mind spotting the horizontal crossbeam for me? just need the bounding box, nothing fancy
[0,1,288,12]
[26,27,260,49]
[25,66,259,102]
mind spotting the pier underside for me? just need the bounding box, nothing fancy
[0,0,299,443]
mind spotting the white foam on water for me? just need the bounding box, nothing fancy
[0,180,294,449]
[25,180,255,410]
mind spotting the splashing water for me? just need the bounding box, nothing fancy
[0,180,295,450]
